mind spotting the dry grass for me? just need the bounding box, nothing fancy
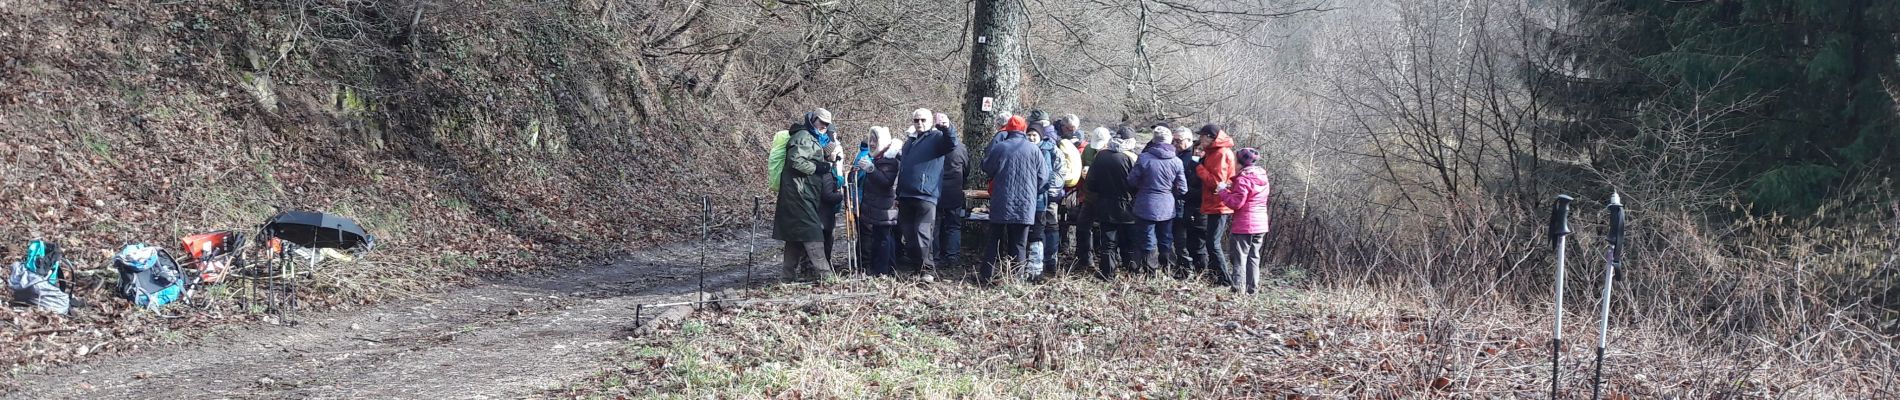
[550,273,1899,399]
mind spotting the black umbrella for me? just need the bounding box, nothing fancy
[262,211,376,250]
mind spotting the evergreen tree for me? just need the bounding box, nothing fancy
[1535,0,1899,214]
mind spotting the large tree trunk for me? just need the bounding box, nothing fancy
[960,0,1027,186]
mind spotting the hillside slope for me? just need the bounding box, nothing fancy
[2,0,763,368]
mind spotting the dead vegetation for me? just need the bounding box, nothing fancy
[0,0,761,373]
[549,276,1898,399]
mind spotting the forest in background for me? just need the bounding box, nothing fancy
[3,0,1896,380]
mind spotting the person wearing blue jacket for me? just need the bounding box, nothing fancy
[896,108,958,280]
[979,115,1048,285]
[1126,126,1188,274]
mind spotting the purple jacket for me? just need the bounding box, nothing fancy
[1219,166,1272,234]
[1127,142,1187,222]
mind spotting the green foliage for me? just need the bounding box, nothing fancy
[1749,164,1842,213]
[1543,0,1900,214]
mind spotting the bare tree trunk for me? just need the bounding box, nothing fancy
[961,0,1027,184]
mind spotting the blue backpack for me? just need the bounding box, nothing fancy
[114,244,184,309]
[22,240,62,287]
[8,240,72,314]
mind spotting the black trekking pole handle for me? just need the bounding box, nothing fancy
[1592,193,1626,400]
[1549,194,1574,400]
[1549,195,1574,244]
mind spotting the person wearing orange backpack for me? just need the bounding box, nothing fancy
[1194,124,1239,287]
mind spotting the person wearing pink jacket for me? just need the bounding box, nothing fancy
[1216,148,1270,294]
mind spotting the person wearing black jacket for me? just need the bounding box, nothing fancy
[1174,131,1207,279]
[933,112,968,272]
[858,126,904,276]
[1085,129,1139,279]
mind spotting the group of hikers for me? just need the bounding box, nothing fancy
[770,107,1271,293]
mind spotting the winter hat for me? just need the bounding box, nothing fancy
[1237,148,1260,167]
[912,108,934,127]
[874,126,904,158]
[1151,126,1174,144]
[1053,119,1073,138]
[1090,127,1112,149]
[1196,123,1221,139]
[871,126,893,148]
[1029,109,1050,124]
[1115,125,1137,140]
[1001,115,1028,133]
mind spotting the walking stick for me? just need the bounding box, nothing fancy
[699,196,709,305]
[747,196,760,290]
[843,171,859,275]
[1592,193,1625,400]
[1549,194,1575,399]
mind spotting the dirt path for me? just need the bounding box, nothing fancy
[7,235,784,399]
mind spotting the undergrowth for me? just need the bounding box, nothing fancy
[550,274,1898,399]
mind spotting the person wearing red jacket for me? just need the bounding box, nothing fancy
[1194,124,1238,285]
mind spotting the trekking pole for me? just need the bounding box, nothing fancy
[699,196,709,306]
[1549,194,1575,399]
[1591,193,1625,400]
[747,196,760,291]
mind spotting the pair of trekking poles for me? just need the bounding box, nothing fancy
[1548,193,1625,400]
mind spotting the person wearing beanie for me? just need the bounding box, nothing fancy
[1125,125,1188,275]
[1073,125,1112,272]
[1218,148,1270,294]
[931,112,968,274]
[1191,124,1239,286]
[774,108,842,282]
[1172,127,1207,279]
[1113,126,1142,159]
[980,115,1049,284]
[1018,120,1067,280]
[857,126,904,276]
[1085,132,1138,279]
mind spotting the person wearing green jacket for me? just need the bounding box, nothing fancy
[773,109,841,282]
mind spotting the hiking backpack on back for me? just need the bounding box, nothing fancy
[766,130,791,192]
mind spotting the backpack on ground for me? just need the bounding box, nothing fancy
[766,130,791,192]
[7,240,71,314]
[114,244,184,309]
